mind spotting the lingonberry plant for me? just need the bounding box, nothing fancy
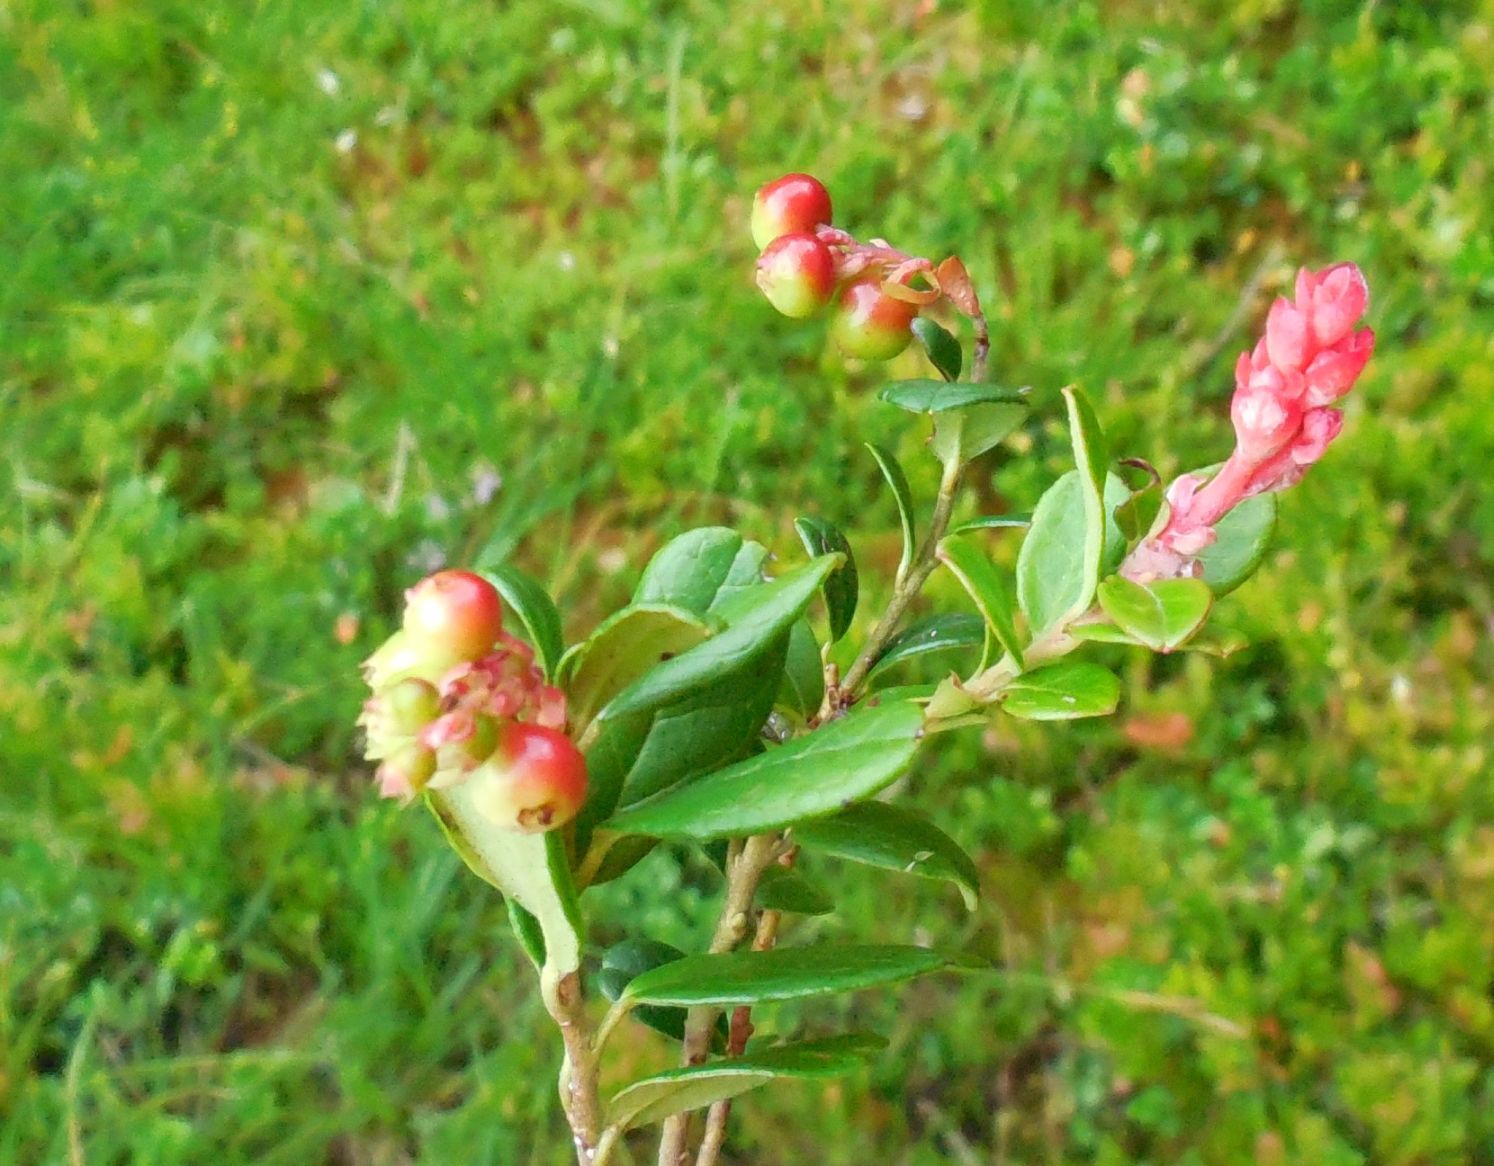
[355,172,1374,1165]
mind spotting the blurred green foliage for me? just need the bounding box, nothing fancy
[3,0,1492,1162]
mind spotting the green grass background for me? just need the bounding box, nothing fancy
[4,0,1492,1162]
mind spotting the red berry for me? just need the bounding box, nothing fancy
[830,277,918,360]
[750,173,833,250]
[756,233,836,319]
[471,723,588,833]
[402,570,503,661]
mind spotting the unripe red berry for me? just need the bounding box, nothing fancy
[830,277,918,360]
[756,233,836,319]
[402,570,503,661]
[470,723,588,834]
[750,173,833,251]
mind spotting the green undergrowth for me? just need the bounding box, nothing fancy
[3,0,1491,1162]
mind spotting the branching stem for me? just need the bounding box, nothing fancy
[656,833,781,1166]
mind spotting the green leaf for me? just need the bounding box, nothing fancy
[1016,388,1110,636]
[597,939,695,1043]
[1015,472,1086,636]
[777,618,825,722]
[623,943,957,1006]
[865,442,916,584]
[1065,385,1109,498]
[1096,576,1213,652]
[912,317,962,381]
[606,700,926,840]
[1000,660,1120,721]
[930,402,1029,466]
[1197,489,1277,595]
[937,533,1024,666]
[793,516,858,643]
[949,513,1031,536]
[795,802,981,909]
[633,527,749,613]
[580,634,786,833]
[507,900,547,969]
[757,867,835,916]
[561,605,714,731]
[426,792,582,976]
[597,556,842,723]
[878,380,1028,413]
[605,1036,883,1132]
[868,614,985,679]
[1099,472,1135,576]
[478,564,565,681]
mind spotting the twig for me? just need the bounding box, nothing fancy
[656,834,781,1165]
[545,970,605,1164]
[831,451,966,707]
[693,859,790,1166]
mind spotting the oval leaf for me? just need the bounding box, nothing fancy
[795,801,981,909]
[425,792,582,976]
[597,938,694,1043]
[868,613,985,679]
[562,605,714,732]
[1000,660,1120,721]
[605,1036,883,1132]
[1197,489,1277,595]
[949,513,1031,535]
[597,555,842,723]
[793,516,858,643]
[937,533,1024,667]
[479,564,565,681]
[878,380,1029,413]
[757,867,835,916]
[1096,576,1213,652]
[930,401,1029,467]
[776,618,826,722]
[865,442,916,585]
[624,943,955,1007]
[633,527,748,612]
[912,317,963,382]
[605,700,925,840]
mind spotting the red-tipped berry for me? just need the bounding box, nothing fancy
[756,233,836,319]
[402,569,503,661]
[469,723,588,834]
[830,277,918,360]
[750,173,833,250]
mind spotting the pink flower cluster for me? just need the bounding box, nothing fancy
[360,632,567,801]
[1124,263,1374,581]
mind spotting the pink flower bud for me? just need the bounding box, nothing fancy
[375,742,436,801]
[1231,364,1305,462]
[1263,297,1312,371]
[1303,327,1374,407]
[1301,262,1369,349]
[420,710,499,777]
[1289,407,1344,468]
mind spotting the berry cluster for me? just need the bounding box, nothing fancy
[359,570,587,833]
[751,172,964,361]
[1124,263,1375,581]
